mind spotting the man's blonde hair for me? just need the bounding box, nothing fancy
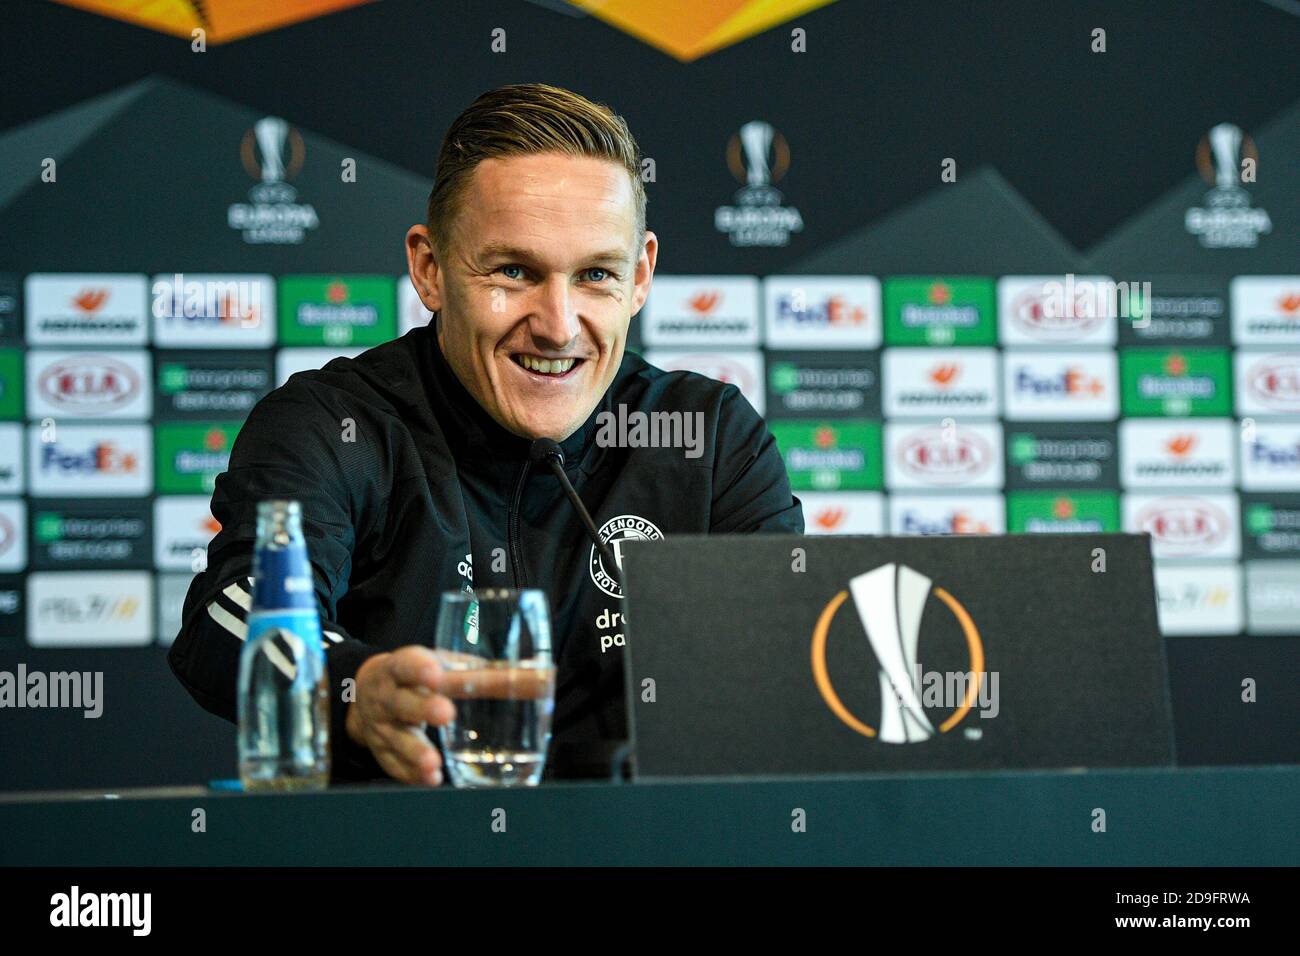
[427,83,646,254]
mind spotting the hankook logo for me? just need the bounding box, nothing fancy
[811,563,985,743]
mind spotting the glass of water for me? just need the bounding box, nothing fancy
[433,588,556,787]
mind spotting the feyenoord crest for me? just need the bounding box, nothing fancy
[590,514,664,599]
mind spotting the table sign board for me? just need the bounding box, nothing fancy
[621,533,1174,778]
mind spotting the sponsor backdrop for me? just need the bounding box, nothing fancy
[0,0,1297,787]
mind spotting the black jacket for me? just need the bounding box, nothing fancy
[168,319,804,780]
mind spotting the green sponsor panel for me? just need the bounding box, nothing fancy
[156,422,241,493]
[1007,490,1120,533]
[1120,349,1232,417]
[278,275,397,346]
[771,420,882,491]
[883,276,996,346]
[0,349,22,419]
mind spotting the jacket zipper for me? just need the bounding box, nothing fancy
[508,461,531,587]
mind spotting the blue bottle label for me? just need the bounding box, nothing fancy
[251,544,316,612]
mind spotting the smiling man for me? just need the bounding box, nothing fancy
[169,83,803,785]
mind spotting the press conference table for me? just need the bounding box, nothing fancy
[1,765,1296,866]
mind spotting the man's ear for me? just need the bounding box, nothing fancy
[630,229,658,315]
[405,224,444,312]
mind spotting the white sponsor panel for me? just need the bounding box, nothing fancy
[997,275,1119,346]
[275,347,366,386]
[642,276,760,347]
[883,347,999,419]
[1246,562,1300,634]
[799,492,885,535]
[1241,421,1300,491]
[398,280,434,336]
[150,273,276,347]
[1154,563,1244,636]
[25,274,148,345]
[27,571,154,646]
[762,276,881,349]
[1124,493,1241,561]
[26,350,152,420]
[885,421,1003,490]
[1003,350,1118,421]
[0,499,26,572]
[1119,419,1237,489]
[643,350,764,416]
[156,572,195,647]
[1235,350,1300,416]
[0,423,23,494]
[154,496,221,570]
[889,494,1006,535]
[28,424,152,497]
[1230,276,1300,345]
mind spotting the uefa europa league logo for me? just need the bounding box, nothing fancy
[717,119,802,245]
[230,115,318,244]
[1186,121,1269,247]
[811,562,986,744]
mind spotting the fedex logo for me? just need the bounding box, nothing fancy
[42,442,138,475]
[1003,351,1118,421]
[1242,423,1300,491]
[28,425,152,497]
[900,510,990,535]
[889,494,1005,535]
[1250,438,1300,467]
[1014,366,1105,397]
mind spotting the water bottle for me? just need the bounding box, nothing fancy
[237,499,330,790]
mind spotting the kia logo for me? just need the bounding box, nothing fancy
[1137,498,1228,555]
[1248,356,1300,411]
[38,356,139,413]
[898,428,992,484]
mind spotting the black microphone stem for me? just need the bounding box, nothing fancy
[545,459,622,589]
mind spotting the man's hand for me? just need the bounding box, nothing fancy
[345,646,456,785]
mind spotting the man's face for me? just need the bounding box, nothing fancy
[407,152,657,441]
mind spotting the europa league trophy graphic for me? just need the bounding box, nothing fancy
[1206,121,1246,207]
[245,115,297,205]
[254,116,289,183]
[848,563,936,744]
[736,120,782,206]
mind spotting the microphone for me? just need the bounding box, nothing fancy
[529,438,621,589]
